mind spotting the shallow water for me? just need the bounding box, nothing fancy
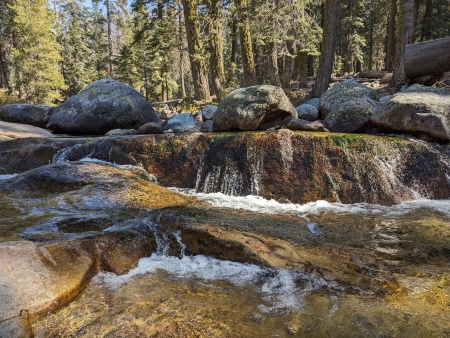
[1,184,449,337]
[33,253,449,338]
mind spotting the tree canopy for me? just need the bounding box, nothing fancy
[0,0,448,104]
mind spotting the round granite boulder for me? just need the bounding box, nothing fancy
[46,78,159,135]
[372,90,450,142]
[324,98,377,133]
[319,79,379,119]
[212,85,297,131]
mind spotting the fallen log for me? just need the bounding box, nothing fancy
[405,37,450,79]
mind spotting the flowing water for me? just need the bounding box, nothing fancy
[28,192,449,338]
[1,168,449,337]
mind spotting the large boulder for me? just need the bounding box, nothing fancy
[163,113,198,133]
[372,90,450,142]
[0,121,54,140]
[324,98,377,133]
[46,78,159,135]
[319,79,378,119]
[0,104,53,128]
[212,85,297,131]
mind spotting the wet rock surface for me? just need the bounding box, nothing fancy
[7,130,446,205]
[0,158,448,337]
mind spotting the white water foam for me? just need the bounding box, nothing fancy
[169,188,450,217]
[95,253,344,313]
[0,174,18,180]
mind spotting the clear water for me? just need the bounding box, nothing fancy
[1,185,449,337]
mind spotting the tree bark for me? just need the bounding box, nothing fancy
[177,0,186,99]
[311,0,339,98]
[385,0,396,71]
[105,0,113,77]
[207,0,225,99]
[420,0,432,41]
[182,0,210,100]
[234,0,257,86]
[281,37,296,88]
[390,0,414,88]
[404,36,450,79]
[267,41,281,86]
[226,16,238,87]
[0,45,10,91]
[294,51,308,87]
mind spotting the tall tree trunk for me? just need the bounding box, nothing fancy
[234,0,257,86]
[390,0,414,87]
[207,0,225,99]
[311,0,339,98]
[267,41,281,86]
[226,16,238,87]
[177,0,186,98]
[420,0,432,41]
[281,38,296,88]
[385,0,396,71]
[294,51,308,87]
[0,45,10,91]
[105,0,113,77]
[182,0,210,100]
[368,7,374,70]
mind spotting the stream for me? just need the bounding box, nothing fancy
[1,171,449,337]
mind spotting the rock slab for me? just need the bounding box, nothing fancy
[0,104,53,128]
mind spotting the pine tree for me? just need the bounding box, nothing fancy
[183,0,210,100]
[234,0,256,86]
[57,0,96,96]
[206,0,226,99]
[311,0,339,98]
[9,0,66,104]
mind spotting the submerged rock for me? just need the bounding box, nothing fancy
[319,79,379,119]
[46,78,159,135]
[0,120,54,140]
[0,104,53,128]
[373,90,450,141]
[213,85,297,131]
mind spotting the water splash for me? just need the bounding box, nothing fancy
[169,188,450,217]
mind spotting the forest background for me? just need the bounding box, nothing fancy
[0,0,449,105]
